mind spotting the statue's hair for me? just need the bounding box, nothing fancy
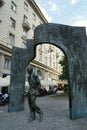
[27,65,33,73]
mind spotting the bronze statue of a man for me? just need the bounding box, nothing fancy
[27,65,43,122]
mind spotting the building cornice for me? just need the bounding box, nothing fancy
[0,43,12,56]
[31,59,59,75]
[27,0,48,23]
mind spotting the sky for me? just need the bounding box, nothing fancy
[35,0,87,33]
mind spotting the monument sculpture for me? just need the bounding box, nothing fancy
[27,65,43,122]
[8,23,87,120]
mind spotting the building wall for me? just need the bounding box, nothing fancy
[0,54,4,76]
[0,0,63,83]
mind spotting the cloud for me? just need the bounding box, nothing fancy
[48,1,58,12]
[71,15,84,21]
[48,1,60,15]
[71,0,80,4]
[37,4,52,22]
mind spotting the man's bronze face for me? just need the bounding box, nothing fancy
[27,66,33,74]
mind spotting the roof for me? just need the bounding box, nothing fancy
[27,0,48,23]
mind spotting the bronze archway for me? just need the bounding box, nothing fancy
[8,23,87,120]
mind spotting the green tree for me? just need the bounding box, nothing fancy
[37,69,41,75]
[59,56,68,80]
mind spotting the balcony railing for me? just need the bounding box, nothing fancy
[22,20,31,31]
[0,39,12,50]
[48,46,54,52]
[39,48,43,54]
[0,0,5,7]
[0,19,2,23]
[21,35,27,40]
[56,53,59,58]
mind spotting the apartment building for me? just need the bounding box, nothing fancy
[0,0,63,84]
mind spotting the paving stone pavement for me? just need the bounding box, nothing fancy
[0,94,87,130]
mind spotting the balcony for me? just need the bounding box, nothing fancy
[0,19,2,23]
[21,35,27,40]
[39,48,43,54]
[56,53,59,58]
[48,46,54,52]
[0,0,5,7]
[22,20,31,31]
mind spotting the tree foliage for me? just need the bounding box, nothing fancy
[59,56,68,80]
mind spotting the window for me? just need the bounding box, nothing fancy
[39,53,42,62]
[23,28,27,37]
[39,22,42,25]
[50,59,51,66]
[45,56,47,64]
[10,17,16,29]
[4,58,11,69]
[22,42,26,48]
[11,1,17,12]
[23,15,27,21]
[0,19,2,23]
[24,2,28,11]
[33,13,36,21]
[0,0,5,7]
[53,62,55,68]
[9,33,15,45]
[32,24,35,31]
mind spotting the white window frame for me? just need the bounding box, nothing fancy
[9,33,15,45]
[4,58,11,69]
[23,15,27,21]
[10,17,16,29]
[23,28,27,37]
[24,2,28,12]
[11,1,17,13]
[32,24,35,31]
[33,13,36,21]
[22,42,26,48]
